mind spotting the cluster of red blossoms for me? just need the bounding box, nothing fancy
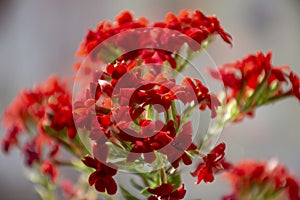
[223,160,300,200]
[75,9,232,70]
[209,51,300,121]
[72,9,233,197]
[1,8,300,200]
[73,60,221,194]
[76,10,232,57]
[1,76,76,180]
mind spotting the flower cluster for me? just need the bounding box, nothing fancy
[1,77,77,180]
[222,160,300,200]
[1,8,300,200]
[72,9,234,197]
[74,59,220,194]
[76,10,232,56]
[75,9,232,70]
[209,51,300,121]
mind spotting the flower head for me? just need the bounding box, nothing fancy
[41,160,58,182]
[191,142,231,184]
[82,156,118,195]
[223,159,300,200]
[209,51,299,121]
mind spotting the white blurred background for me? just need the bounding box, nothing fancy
[0,0,299,199]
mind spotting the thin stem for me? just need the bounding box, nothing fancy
[52,160,74,167]
[160,168,167,184]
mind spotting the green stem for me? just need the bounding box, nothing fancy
[171,101,178,131]
[160,168,167,184]
[49,134,82,159]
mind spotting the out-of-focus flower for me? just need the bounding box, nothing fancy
[147,183,186,200]
[223,159,300,200]
[23,139,41,166]
[2,76,76,148]
[41,160,58,182]
[289,72,300,101]
[61,180,78,200]
[1,76,76,171]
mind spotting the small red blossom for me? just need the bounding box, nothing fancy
[118,120,175,163]
[289,72,300,101]
[1,125,21,153]
[23,139,41,166]
[147,183,186,200]
[155,9,232,47]
[82,156,118,194]
[41,160,58,182]
[159,122,197,168]
[175,77,221,118]
[191,142,231,184]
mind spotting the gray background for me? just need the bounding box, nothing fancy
[0,0,299,199]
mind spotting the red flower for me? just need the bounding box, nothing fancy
[1,125,21,153]
[2,76,76,142]
[23,139,41,166]
[118,120,175,163]
[41,160,58,182]
[147,183,186,200]
[61,180,78,200]
[159,122,197,168]
[1,76,76,176]
[156,9,232,48]
[209,51,296,121]
[82,156,118,194]
[223,159,300,200]
[289,72,300,101]
[175,77,221,117]
[76,11,148,57]
[76,10,231,65]
[191,142,230,184]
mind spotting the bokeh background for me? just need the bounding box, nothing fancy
[0,0,299,199]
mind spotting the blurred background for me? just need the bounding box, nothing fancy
[0,0,299,199]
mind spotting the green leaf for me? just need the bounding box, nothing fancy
[120,186,140,200]
[168,174,182,190]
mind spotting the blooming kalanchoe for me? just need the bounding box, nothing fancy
[1,8,300,200]
[75,9,232,69]
[1,76,77,169]
[74,58,221,170]
[209,51,300,121]
[222,159,300,200]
